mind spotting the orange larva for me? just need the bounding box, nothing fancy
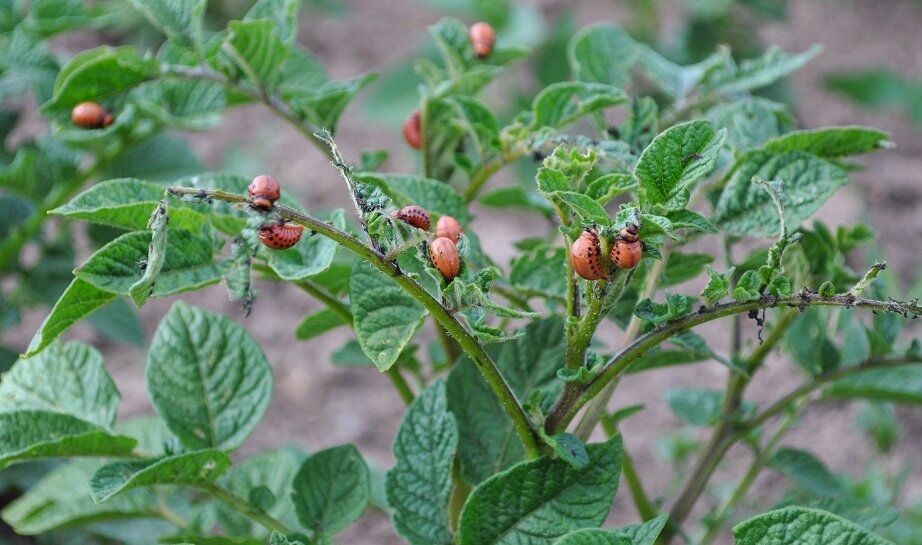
[611,224,642,269]
[393,205,431,231]
[571,230,607,281]
[259,223,304,250]
[435,215,463,244]
[469,22,495,58]
[71,102,113,129]
[430,237,461,281]
[248,174,281,211]
[403,110,422,149]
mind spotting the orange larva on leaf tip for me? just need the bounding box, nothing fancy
[259,223,304,250]
[403,110,422,149]
[71,102,111,129]
[393,205,431,231]
[430,237,461,281]
[469,21,495,58]
[248,174,281,211]
[435,215,463,243]
[611,239,642,269]
[571,230,607,281]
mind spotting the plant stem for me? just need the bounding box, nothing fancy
[572,258,664,440]
[164,65,333,161]
[545,291,922,435]
[601,415,658,521]
[436,322,462,366]
[168,187,541,458]
[296,279,415,406]
[202,483,292,535]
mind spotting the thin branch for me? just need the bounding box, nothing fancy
[546,291,922,433]
[201,482,292,535]
[167,186,541,458]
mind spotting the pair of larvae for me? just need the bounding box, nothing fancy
[402,21,496,150]
[571,225,642,280]
[247,175,306,250]
[392,205,464,282]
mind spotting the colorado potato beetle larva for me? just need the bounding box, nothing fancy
[393,205,431,231]
[430,237,461,281]
[403,110,422,149]
[259,223,304,250]
[71,102,113,129]
[435,215,463,244]
[611,224,642,269]
[469,22,495,58]
[248,175,281,211]
[571,229,608,281]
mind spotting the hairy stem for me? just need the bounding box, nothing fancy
[168,187,541,458]
[296,279,414,406]
[546,291,922,434]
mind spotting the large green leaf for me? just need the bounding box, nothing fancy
[714,150,849,237]
[567,23,638,88]
[531,81,628,129]
[76,229,227,297]
[447,317,566,485]
[824,366,922,405]
[349,260,427,372]
[295,307,349,340]
[732,506,893,544]
[354,173,471,222]
[387,381,457,545]
[552,513,669,545]
[223,19,288,90]
[701,45,822,96]
[458,434,624,545]
[25,277,117,357]
[133,79,227,130]
[43,46,159,114]
[128,0,206,49]
[769,447,844,498]
[244,0,300,44]
[0,460,157,535]
[763,126,890,157]
[145,302,273,451]
[292,444,370,535]
[90,449,231,502]
[0,412,137,469]
[266,209,344,281]
[634,120,725,209]
[0,341,118,427]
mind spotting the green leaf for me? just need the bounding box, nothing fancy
[101,132,202,182]
[223,19,288,90]
[552,513,669,545]
[635,47,723,100]
[25,278,117,357]
[634,120,725,210]
[509,246,567,301]
[128,0,206,50]
[443,279,539,319]
[447,317,566,485]
[824,367,922,405]
[700,265,734,306]
[555,191,613,226]
[287,73,377,134]
[666,389,754,426]
[244,0,300,44]
[715,151,849,237]
[531,81,628,130]
[769,447,844,498]
[0,341,119,427]
[567,23,639,87]
[349,260,427,372]
[266,209,344,281]
[146,302,273,451]
[660,253,713,286]
[76,229,226,298]
[0,411,137,469]
[764,127,890,158]
[133,79,227,130]
[295,308,348,340]
[706,97,788,150]
[87,298,146,348]
[458,435,624,545]
[0,460,156,535]
[550,433,589,469]
[664,209,718,234]
[355,173,471,221]
[217,448,303,537]
[90,449,231,502]
[128,199,169,307]
[586,173,636,206]
[43,46,159,114]
[702,45,822,96]
[292,444,370,535]
[387,381,457,545]
[733,270,761,302]
[732,506,894,544]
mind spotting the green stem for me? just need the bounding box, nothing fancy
[436,322,462,366]
[297,279,415,405]
[545,291,922,435]
[601,414,658,521]
[464,155,511,203]
[168,187,541,458]
[202,483,291,535]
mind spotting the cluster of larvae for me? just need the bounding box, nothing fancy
[392,205,464,282]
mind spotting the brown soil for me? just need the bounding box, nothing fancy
[5,0,922,544]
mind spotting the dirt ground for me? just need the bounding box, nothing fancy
[5,0,922,543]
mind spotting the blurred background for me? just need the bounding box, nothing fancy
[3,0,922,543]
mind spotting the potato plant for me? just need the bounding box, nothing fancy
[2,1,922,545]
